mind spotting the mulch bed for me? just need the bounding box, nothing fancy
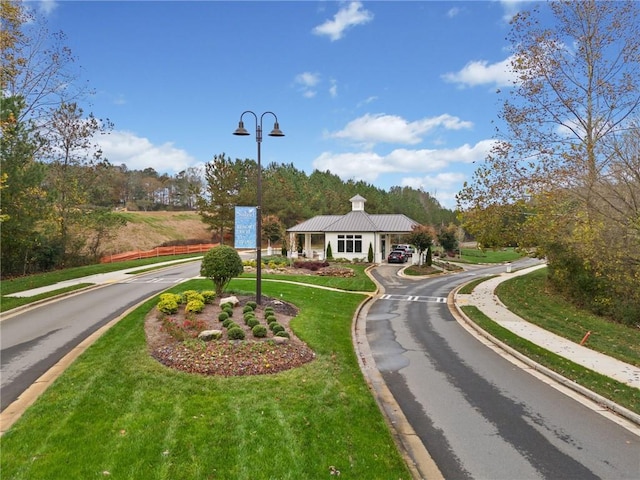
[145,295,316,376]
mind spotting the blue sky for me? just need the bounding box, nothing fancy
[34,0,532,209]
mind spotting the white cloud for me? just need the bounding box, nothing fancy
[442,56,515,88]
[95,130,196,174]
[295,72,320,87]
[329,79,338,98]
[313,151,389,183]
[357,96,378,108]
[312,1,374,41]
[38,0,58,15]
[401,172,467,208]
[328,113,473,146]
[447,7,461,18]
[499,0,529,22]
[312,140,494,209]
[294,72,320,98]
[313,139,494,181]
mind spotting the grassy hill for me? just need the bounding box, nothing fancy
[104,211,212,254]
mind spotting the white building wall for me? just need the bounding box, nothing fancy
[325,232,377,261]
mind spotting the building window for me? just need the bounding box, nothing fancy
[337,234,362,253]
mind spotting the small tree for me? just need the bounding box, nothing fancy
[200,245,244,297]
[326,241,333,260]
[367,242,374,263]
[437,225,458,254]
[406,224,435,266]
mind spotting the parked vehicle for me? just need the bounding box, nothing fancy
[387,250,407,263]
[392,244,414,256]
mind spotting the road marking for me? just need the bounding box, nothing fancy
[379,294,447,303]
[121,277,189,284]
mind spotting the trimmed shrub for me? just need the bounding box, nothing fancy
[202,291,216,304]
[221,301,234,310]
[200,245,244,296]
[252,324,268,338]
[266,314,277,324]
[160,293,181,303]
[242,305,254,314]
[222,318,233,328]
[269,322,281,332]
[182,290,204,304]
[226,321,240,330]
[246,317,260,328]
[218,311,229,322]
[185,299,205,314]
[228,327,246,340]
[223,306,233,317]
[275,331,290,338]
[157,297,179,314]
[272,324,285,334]
[246,301,257,310]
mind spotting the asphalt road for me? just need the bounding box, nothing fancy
[366,259,639,479]
[3,257,638,479]
[0,261,202,411]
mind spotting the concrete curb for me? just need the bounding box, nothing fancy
[0,297,153,435]
[351,266,444,480]
[449,287,640,429]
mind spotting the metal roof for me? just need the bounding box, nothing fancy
[287,211,418,233]
[287,215,343,233]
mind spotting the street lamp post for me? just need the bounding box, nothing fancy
[233,111,284,305]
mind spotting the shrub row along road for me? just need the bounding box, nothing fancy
[366,258,638,479]
[0,261,203,412]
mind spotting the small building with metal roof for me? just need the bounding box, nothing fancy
[286,195,419,263]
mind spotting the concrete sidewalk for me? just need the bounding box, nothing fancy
[454,264,640,423]
[4,258,197,299]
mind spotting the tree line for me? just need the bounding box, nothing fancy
[0,2,456,277]
[196,154,456,246]
[457,1,640,325]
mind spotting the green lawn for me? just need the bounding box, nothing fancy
[0,279,411,479]
[0,256,202,313]
[461,267,640,415]
[450,247,525,264]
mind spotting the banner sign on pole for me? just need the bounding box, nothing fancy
[235,206,257,249]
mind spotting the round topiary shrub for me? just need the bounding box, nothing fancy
[228,326,246,340]
[222,318,233,328]
[226,321,240,330]
[185,299,205,313]
[223,306,233,317]
[247,301,257,310]
[182,290,204,304]
[158,298,179,314]
[252,324,267,338]
[272,324,285,334]
[202,291,216,304]
[264,306,274,314]
[200,245,243,296]
[266,314,277,324]
[242,305,254,314]
[160,293,181,303]
[246,317,260,328]
[218,311,229,322]
[221,302,233,310]
[275,331,290,338]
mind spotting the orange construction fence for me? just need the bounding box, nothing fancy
[100,243,219,264]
